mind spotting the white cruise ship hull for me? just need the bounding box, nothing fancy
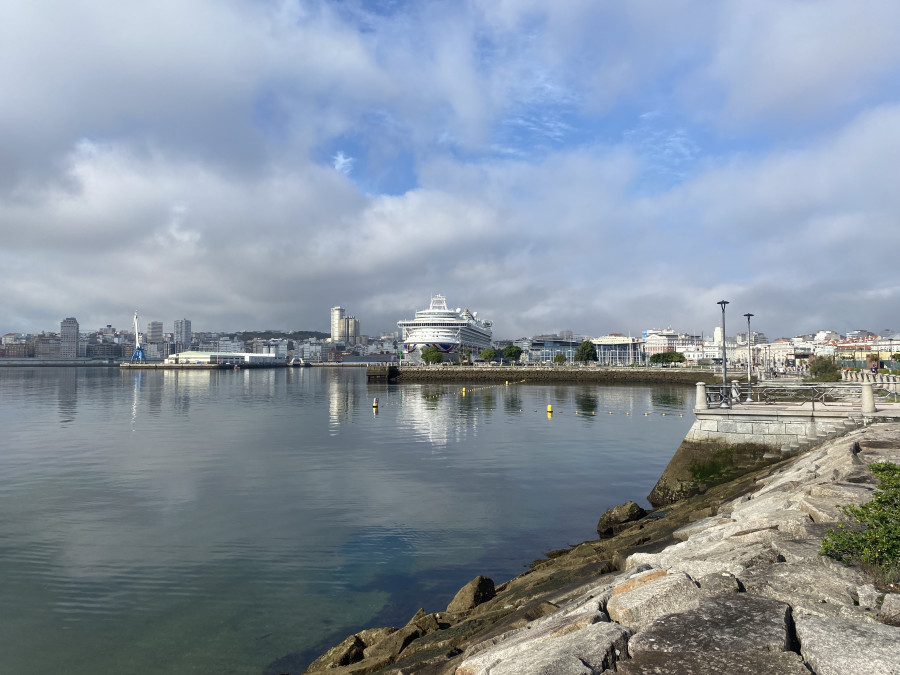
[398,295,492,358]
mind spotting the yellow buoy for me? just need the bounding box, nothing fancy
[372,397,379,409]
[662,413,666,416]
[547,404,552,413]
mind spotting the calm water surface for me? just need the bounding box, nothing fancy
[0,367,693,673]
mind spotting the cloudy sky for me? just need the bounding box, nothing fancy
[3,0,900,340]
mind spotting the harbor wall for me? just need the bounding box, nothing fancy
[384,365,720,385]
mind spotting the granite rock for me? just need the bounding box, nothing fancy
[628,593,792,655]
[795,613,900,675]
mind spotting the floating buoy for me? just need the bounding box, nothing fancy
[626,412,630,416]
[608,411,613,414]
[547,404,553,414]
[662,413,666,416]
[644,413,649,416]
[372,397,379,409]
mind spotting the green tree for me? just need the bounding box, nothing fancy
[421,346,444,364]
[480,348,497,361]
[808,356,841,382]
[502,345,523,363]
[649,351,686,365]
[553,353,568,364]
[574,340,598,362]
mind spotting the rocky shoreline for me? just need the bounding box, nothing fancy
[300,424,900,675]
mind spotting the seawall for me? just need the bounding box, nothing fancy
[648,383,900,506]
[383,365,720,385]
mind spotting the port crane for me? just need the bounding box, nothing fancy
[131,311,146,362]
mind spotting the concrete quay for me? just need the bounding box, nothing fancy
[303,425,900,675]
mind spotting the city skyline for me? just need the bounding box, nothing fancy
[2,3,900,338]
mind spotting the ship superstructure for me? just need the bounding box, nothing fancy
[398,295,492,357]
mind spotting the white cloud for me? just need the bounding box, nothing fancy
[1,0,899,339]
[332,151,355,175]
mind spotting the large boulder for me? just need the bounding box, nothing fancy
[447,575,496,613]
[605,571,702,631]
[619,651,810,674]
[628,593,793,654]
[795,613,900,675]
[597,501,647,536]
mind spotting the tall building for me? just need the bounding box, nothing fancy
[174,318,192,352]
[331,306,346,342]
[346,316,360,345]
[60,317,79,358]
[147,321,163,343]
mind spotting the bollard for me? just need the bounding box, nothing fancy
[696,382,708,409]
[861,382,876,415]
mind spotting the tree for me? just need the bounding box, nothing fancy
[553,353,568,364]
[649,351,686,365]
[502,345,523,363]
[808,355,841,381]
[480,348,497,361]
[574,340,598,363]
[421,346,444,364]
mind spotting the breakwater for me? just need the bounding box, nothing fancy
[303,387,900,675]
[304,424,900,675]
[376,365,721,385]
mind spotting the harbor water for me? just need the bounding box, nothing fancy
[0,367,693,674]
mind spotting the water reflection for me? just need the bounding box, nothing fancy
[57,368,78,425]
[0,368,696,675]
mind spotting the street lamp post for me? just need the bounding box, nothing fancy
[718,300,729,407]
[744,313,754,402]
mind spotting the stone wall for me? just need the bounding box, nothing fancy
[388,366,719,385]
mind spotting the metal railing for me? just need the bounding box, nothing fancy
[704,382,897,410]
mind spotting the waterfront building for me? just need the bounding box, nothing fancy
[330,307,346,342]
[526,334,582,363]
[174,318,192,352]
[590,335,643,365]
[35,335,61,358]
[60,317,80,359]
[164,351,281,365]
[217,338,246,353]
[643,329,678,357]
[147,321,163,344]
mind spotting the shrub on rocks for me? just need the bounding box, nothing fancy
[820,462,900,584]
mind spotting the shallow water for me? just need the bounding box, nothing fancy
[0,366,693,673]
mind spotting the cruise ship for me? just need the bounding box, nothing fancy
[398,295,493,357]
